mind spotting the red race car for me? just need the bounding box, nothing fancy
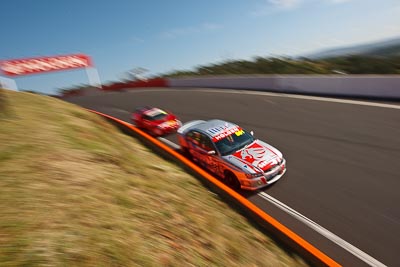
[132,106,182,136]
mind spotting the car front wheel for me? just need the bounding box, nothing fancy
[225,171,241,190]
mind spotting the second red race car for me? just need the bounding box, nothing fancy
[132,106,182,136]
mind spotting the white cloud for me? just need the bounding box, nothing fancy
[160,27,194,39]
[202,23,223,30]
[268,0,302,9]
[329,0,352,4]
[251,0,353,16]
[160,23,223,39]
[311,37,348,50]
[130,37,144,43]
[251,0,303,17]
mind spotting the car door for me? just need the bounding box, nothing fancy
[186,131,224,176]
[186,130,204,162]
[141,114,153,130]
[198,134,221,174]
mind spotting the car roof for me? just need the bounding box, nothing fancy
[193,119,240,138]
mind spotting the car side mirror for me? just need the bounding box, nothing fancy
[250,131,254,136]
[207,150,216,155]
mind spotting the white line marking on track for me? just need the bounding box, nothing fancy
[190,88,400,110]
[158,137,181,150]
[258,191,387,267]
[129,88,400,110]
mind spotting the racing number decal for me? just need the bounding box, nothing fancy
[235,129,245,136]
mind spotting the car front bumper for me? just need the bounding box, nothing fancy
[240,159,286,190]
[161,125,180,134]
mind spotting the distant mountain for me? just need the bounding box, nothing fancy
[306,37,400,59]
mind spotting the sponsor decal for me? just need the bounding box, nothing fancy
[160,120,177,128]
[207,125,228,135]
[258,160,268,168]
[0,54,92,76]
[235,142,265,164]
[233,142,276,171]
[210,126,243,142]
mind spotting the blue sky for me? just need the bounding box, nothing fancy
[1,0,399,94]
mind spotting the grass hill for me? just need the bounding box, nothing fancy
[0,89,307,266]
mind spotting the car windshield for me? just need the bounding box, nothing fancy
[148,113,167,121]
[214,130,254,156]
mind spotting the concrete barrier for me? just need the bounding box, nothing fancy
[167,75,400,99]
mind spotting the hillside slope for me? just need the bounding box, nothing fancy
[307,36,400,59]
[0,89,307,266]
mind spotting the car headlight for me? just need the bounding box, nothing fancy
[158,122,169,128]
[245,172,263,179]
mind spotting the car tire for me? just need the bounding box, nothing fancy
[225,171,241,190]
[181,147,192,159]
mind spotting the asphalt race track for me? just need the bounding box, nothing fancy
[66,88,400,266]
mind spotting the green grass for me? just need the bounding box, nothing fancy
[0,89,308,266]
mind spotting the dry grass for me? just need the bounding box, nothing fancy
[0,89,308,266]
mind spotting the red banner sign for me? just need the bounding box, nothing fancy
[0,54,92,76]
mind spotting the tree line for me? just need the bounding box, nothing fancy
[163,55,400,77]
